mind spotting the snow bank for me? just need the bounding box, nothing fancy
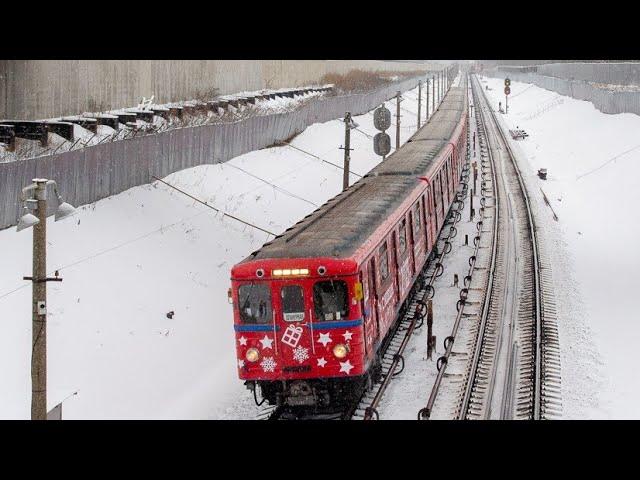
[0,84,429,419]
[481,75,640,418]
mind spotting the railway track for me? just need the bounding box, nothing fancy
[421,75,561,420]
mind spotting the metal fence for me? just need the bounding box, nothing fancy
[497,62,640,85]
[486,69,640,116]
[0,76,423,231]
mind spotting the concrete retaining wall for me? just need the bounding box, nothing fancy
[0,60,436,120]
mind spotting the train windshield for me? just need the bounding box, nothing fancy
[313,280,348,321]
[281,285,305,322]
[238,283,272,324]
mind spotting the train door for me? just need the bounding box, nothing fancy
[363,258,379,354]
[412,200,426,270]
[274,280,314,367]
[376,241,394,336]
[406,210,416,277]
[390,232,400,307]
[448,158,453,201]
[396,216,411,299]
[434,173,441,230]
[438,172,445,225]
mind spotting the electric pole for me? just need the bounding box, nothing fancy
[18,178,75,420]
[426,78,430,121]
[342,112,352,191]
[32,179,47,420]
[395,91,401,150]
[432,75,435,113]
[417,80,422,129]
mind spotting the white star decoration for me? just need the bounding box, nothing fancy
[317,357,327,368]
[237,359,245,369]
[259,335,274,350]
[317,332,332,347]
[339,360,354,374]
[342,330,353,341]
[238,336,247,346]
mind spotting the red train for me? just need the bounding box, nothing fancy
[229,80,468,410]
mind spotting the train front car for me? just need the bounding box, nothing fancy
[230,257,368,410]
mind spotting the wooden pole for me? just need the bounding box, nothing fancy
[395,91,401,150]
[417,81,422,129]
[343,112,351,191]
[31,179,48,420]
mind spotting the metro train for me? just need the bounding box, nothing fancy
[229,78,469,410]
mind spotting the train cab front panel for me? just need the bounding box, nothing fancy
[230,258,368,394]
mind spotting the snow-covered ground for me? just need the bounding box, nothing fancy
[0,83,436,419]
[481,75,640,418]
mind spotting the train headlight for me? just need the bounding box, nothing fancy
[246,348,260,363]
[333,344,348,359]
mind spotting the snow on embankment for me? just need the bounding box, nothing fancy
[481,75,640,418]
[0,85,426,419]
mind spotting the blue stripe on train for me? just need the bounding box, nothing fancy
[233,318,363,332]
[311,319,363,330]
[234,324,281,332]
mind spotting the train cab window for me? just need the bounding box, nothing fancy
[399,219,407,255]
[281,285,305,322]
[379,243,389,281]
[413,203,422,233]
[238,283,272,324]
[313,280,349,321]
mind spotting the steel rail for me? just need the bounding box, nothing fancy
[419,76,494,419]
[475,76,543,419]
[455,76,503,419]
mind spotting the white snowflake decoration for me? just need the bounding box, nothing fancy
[260,356,277,373]
[292,345,310,364]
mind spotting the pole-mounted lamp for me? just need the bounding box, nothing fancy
[17,178,76,421]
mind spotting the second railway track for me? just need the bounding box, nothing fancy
[423,75,562,420]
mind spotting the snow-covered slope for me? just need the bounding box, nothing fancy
[481,75,640,418]
[0,84,428,419]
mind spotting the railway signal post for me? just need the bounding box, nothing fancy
[504,77,511,113]
[373,104,391,161]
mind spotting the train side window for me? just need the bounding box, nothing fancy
[313,280,349,321]
[413,203,421,233]
[238,283,272,324]
[281,285,305,322]
[379,242,389,281]
[399,219,407,255]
